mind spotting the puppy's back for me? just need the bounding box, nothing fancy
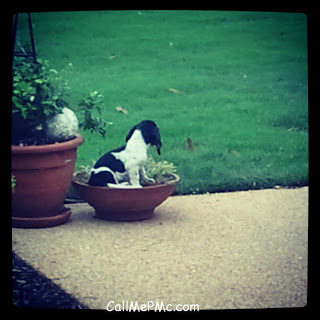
[88,146,126,186]
[93,146,126,172]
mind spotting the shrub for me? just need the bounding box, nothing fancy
[12,58,108,144]
[12,58,68,129]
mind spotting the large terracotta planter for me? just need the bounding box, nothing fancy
[12,135,83,228]
[72,173,179,221]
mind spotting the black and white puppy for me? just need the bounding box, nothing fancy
[88,120,162,188]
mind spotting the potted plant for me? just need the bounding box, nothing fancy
[72,157,179,221]
[11,57,107,228]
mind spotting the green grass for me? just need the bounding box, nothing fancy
[16,10,308,194]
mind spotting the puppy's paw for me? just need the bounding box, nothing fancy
[131,184,143,188]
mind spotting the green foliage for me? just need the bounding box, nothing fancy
[78,91,111,138]
[12,58,111,143]
[12,58,69,127]
[75,160,96,183]
[145,157,177,183]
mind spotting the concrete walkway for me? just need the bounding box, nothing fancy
[12,187,308,310]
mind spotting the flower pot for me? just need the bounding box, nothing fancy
[12,135,83,228]
[72,173,179,221]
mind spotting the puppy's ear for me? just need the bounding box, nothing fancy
[156,144,162,155]
[152,126,161,140]
[152,126,162,155]
[125,125,137,142]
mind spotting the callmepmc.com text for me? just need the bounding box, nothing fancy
[106,300,200,312]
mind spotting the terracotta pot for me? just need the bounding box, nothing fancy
[72,174,179,221]
[12,135,83,228]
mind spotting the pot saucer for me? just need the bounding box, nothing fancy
[12,207,71,228]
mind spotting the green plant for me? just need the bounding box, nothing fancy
[12,58,110,144]
[12,58,69,129]
[75,160,96,183]
[78,91,112,138]
[145,157,177,183]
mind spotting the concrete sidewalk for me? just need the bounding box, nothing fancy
[12,187,308,310]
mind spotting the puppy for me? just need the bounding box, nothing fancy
[88,120,162,188]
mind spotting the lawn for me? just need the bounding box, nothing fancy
[15,10,308,194]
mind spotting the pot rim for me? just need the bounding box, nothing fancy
[12,134,83,154]
[72,173,180,191]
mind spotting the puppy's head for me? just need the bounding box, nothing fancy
[126,120,162,155]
